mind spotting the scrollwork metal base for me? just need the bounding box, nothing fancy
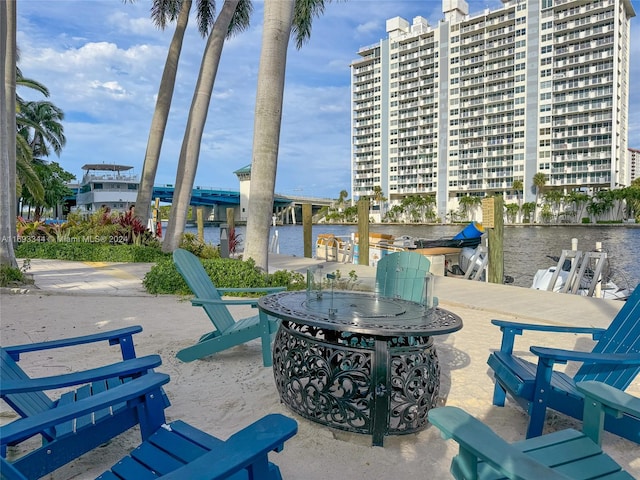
[272,320,440,446]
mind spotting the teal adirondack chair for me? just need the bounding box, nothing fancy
[1,327,169,479]
[487,284,640,443]
[428,381,639,480]
[375,251,434,304]
[1,372,297,480]
[172,249,285,366]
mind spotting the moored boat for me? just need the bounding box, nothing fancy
[315,222,486,275]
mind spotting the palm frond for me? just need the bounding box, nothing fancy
[196,0,216,37]
[228,0,252,37]
[292,0,328,49]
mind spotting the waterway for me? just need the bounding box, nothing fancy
[185,223,640,291]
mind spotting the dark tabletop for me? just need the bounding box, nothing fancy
[258,290,462,337]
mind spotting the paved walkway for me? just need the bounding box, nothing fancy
[11,254,625,328]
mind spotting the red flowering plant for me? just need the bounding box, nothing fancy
[228,227,242,255]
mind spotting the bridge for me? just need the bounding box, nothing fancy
[151,185,333,224]
[151,185,331,208]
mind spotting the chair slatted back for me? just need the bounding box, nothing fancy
[173,249,236,334]
[575,286,640,389]
[375,251,431,303]
[1,348,54,418]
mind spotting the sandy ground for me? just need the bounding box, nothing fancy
[1,285,639,479]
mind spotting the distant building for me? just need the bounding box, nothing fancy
[351,0,635,220]
[76,164,138,213]
[630,148,640,182]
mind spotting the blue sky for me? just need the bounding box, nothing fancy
[17,0,640,199]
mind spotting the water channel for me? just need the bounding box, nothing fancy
[186,223,640,291]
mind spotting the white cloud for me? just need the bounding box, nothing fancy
[356,20,380,37]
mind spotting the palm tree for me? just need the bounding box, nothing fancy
[521,201,536,223]
[17,100,65,158]
[134,0,191,225]
[336,189,348,209]
[458,195,481,221]
[512,179,523,223]
[504,203,519,224]
[542,189,564,223]
[162,0,252,252]
[1,0,17,267]
[532,172,547,223]
[243,0,330,271]
[625,179,640,222]
[13,68,55,207]
[565,190,589,222]
[16,93,67,215]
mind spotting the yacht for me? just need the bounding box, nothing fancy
[76,163,139,213]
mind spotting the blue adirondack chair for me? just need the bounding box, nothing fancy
[1,326,170,479]
[375,251,434,304]
[428,381,639,480]
[487,284,640,442]
[172,249,286,366]
[1,374,297,480]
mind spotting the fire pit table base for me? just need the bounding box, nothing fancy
[272,320,440,446]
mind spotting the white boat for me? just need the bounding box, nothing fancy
[531,252,632,301]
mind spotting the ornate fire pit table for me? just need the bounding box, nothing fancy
[258,290,462,446]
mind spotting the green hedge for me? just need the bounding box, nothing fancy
[142,257,305,295]
[15,242,168,263]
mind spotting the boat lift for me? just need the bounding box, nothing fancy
[545,249,608,297]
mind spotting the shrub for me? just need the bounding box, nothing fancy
[18,210,159,247]
[143,257,305,295]
[0,264,25,287]
[15,242,168,263]
[179,233,220,259]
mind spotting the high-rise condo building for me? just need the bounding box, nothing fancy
[351,0,635,221]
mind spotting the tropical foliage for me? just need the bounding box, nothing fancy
[16,209,158,246]
[16,68,73,220]
[142,256,304,295]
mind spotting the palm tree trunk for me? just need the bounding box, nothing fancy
[1,0,17,267]
[135,0,192,225]
[243,0,295,271]
[162,0,240,253]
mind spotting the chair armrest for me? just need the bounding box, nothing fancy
[530,347,640,365]
[491,320,604,338]
[191,298,260,307]
[576,381,640,445]
[577,381,640,419]
[427,407,570,480]
[3,326,143,361]
[0,355,162,395]
[160,414,298,480]
[491,319,606,356]
[216,287,286,294]
[0,373,170,446]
